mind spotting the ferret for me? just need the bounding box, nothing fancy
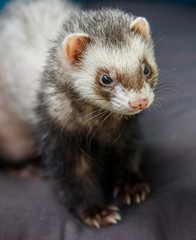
[0,0,158,228]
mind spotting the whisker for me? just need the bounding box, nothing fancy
[109,119,127,147]
[83,109,104,126]
[81,107,101,120]
[154,35,166,46]
[149,98,166,113]
[158,68,176,79]
[153,25,171,42]
[86,111,107,149]
[88,111,112,149]
[153,25,172,49]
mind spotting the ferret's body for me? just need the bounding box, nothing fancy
[0,0,78,160]
[0,0,158,227]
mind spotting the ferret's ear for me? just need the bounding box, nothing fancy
[130,17,150,40]
[63,33,90,64]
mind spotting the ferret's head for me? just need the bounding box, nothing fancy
[61,10,158,115]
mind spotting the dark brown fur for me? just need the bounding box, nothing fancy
[35,9,155,228]
[95,68,114,101]
[116,69,143,91]
[143,58,157,88]
[36,84,147,227]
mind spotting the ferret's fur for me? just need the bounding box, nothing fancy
[0,0,158,227]
[0,0,79,160]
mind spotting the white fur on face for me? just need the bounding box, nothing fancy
[110,81,154,115]
[141,81,155,108]
[72,35,157,115]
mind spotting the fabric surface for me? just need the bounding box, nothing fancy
[0,1,196,239]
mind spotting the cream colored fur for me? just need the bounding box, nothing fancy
[0,0,80,160]
[70,35,157,114]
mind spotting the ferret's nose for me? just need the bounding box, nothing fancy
[129,97,149,111]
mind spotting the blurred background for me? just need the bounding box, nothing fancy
[1,0,196,9]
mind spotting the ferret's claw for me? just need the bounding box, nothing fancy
[114,181,151,206]
[145,184,151,194]
[108,206,119,211]
[135,194,141,204]
[106,217,118,224]
[113,212,121,221]
[125,194,131,205]
[82,205,121,228]
[93,220,100,229]
[113,188,119,198]
[141,190,146,201]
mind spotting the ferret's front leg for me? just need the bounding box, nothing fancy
[112,139,150,205]
[45,137,121,228]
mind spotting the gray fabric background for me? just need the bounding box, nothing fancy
[0,1,196,239]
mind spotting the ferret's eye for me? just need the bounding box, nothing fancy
[143,65,150,75]
[100,75,113,86]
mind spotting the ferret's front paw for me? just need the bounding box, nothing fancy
[113,174,150,205]
[80,205,121,228]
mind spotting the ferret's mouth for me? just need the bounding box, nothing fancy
[110,105,145,116]
[127,109,142,115]
[116,109,142,116]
